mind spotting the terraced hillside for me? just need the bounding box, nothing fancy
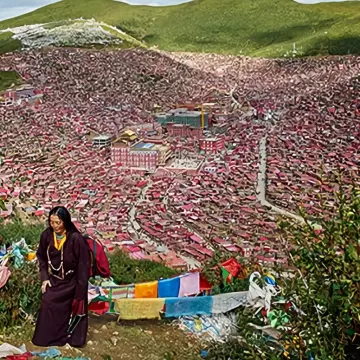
[1,48,360,267]
[0,0,360,56]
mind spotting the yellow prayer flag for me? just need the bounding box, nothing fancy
[115,298,165,320]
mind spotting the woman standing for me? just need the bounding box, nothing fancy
[32,206,90,348]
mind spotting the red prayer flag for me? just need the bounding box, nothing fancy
[88,301,110,315]
[219,258,242,278]
[199,273,213,291]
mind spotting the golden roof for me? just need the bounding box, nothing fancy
[112,133,138,144]
[123,129,136,136]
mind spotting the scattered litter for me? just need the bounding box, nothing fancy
[174,313,238,343]
[57,358,90,360]
[31,347,61,358]
[0,238,34,271]
[0,245,6,257]
[248,323,282,339]
[0,343,27,358]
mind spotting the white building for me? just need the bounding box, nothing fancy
[92,135,112,147]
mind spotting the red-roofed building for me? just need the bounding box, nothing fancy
[167,123,203,138]
[199,137,225,153]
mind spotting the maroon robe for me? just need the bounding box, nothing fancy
[32,228,90,347]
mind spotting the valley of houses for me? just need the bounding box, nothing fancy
[1,48,359,269]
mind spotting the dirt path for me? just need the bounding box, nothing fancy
[127,179,200,269]
[6,315,202,360]
[256,135,305,223]
[256,133,321,229]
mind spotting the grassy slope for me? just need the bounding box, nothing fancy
[0,70,22,91]
[0,32,22,54]
[0,0,360,56]
[100,23,145,47]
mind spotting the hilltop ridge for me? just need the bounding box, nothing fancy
[0,0,360,57]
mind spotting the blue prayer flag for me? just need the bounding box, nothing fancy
[158,277,180,298]
[164,296,213,318]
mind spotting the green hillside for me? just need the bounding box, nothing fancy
[0,70,23,92]
[0,0,360,57]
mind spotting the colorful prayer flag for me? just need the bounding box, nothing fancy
[134,281,158,298]
[164,296,213,318]
[115,298,165,320]
[158,277,180,298]
[178,272,200,297]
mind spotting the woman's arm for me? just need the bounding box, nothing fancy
[71,233,90,315]
[37,231,50,282]
[73,233,90,301]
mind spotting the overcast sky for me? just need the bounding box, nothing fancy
[295,0,357,3]
[116,0,192,5]
[0,0,60,21]
[0,0,356,22]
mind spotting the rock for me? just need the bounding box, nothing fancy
[100,325,108,331]
[144,330,153,335]
[87,340,93,346]
[112,331,119,335]
[110,336,118,346]
[93,329,99,333]
[108,321,116,329]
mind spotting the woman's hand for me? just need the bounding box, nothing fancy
[41,280,51,294]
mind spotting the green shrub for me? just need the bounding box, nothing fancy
[0,70,23,92]
[278,188,360,359]
[0,32,21,55]
[0,220,44,247]
[207,188,360,359]
[0,262,41,329]
[109,250,179,285]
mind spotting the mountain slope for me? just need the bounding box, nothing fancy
[0,0,360,57]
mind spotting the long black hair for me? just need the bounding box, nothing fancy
[48,206,79,233]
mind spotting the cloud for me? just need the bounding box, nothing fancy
[114,0,192,5]
[0,0,61,21]
[294,0,355,3]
